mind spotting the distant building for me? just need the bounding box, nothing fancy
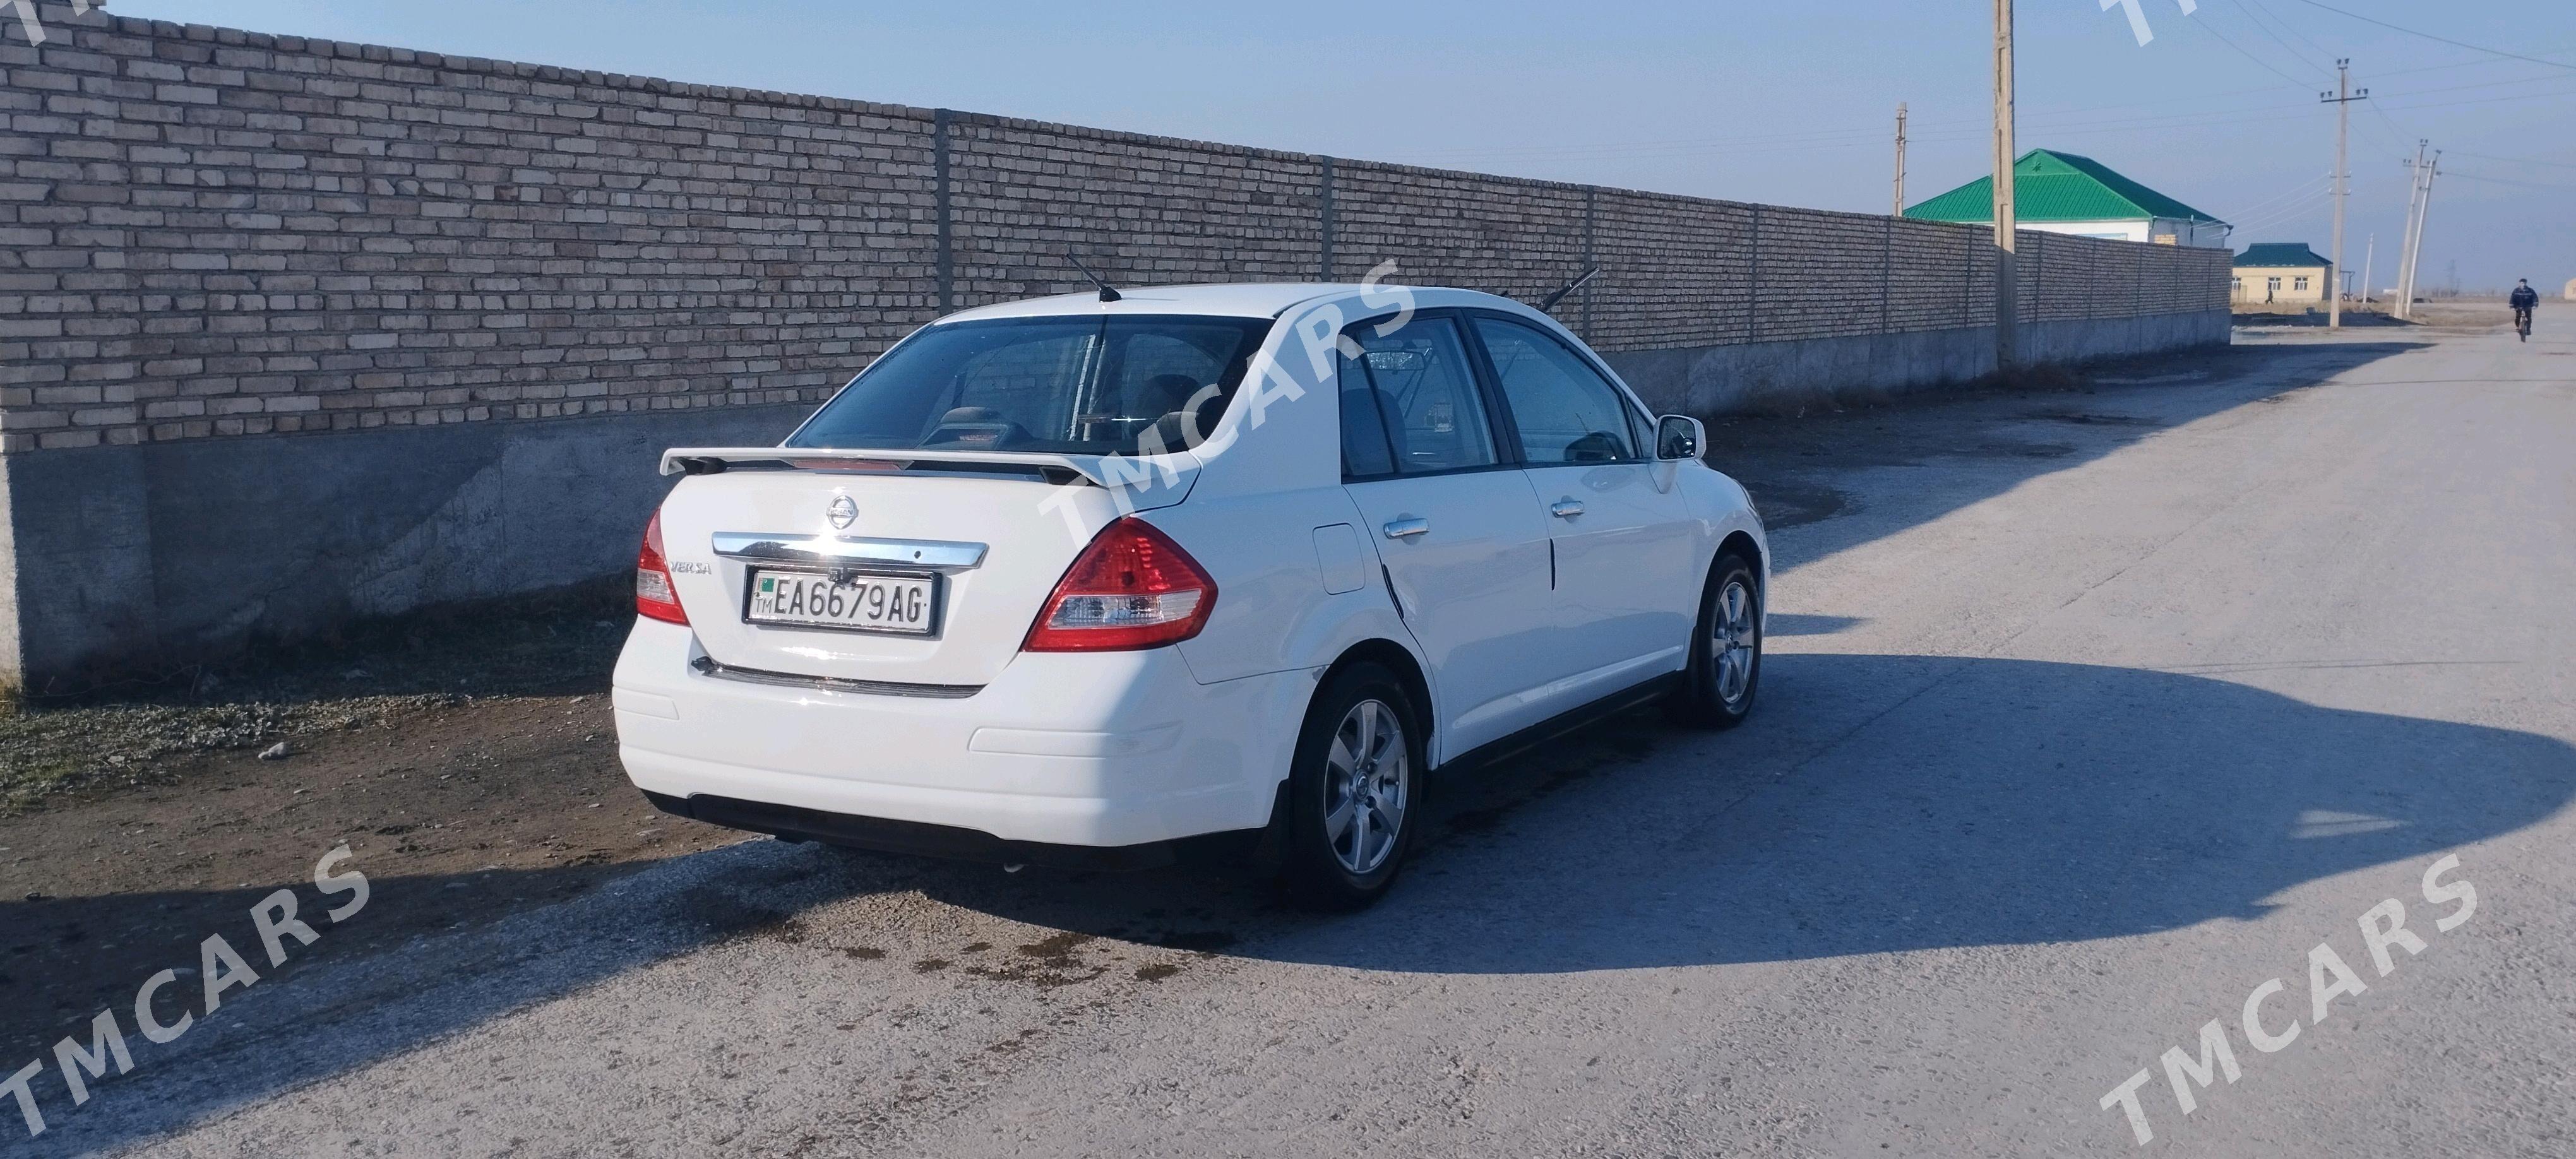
[1904,149,2231,247]
[2565,276,2575,302]
[2233,243,2332,307]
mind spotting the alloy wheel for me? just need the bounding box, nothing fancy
[1323,698,1409,874]
[1713,577,1757,707]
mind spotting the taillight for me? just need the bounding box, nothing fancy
[635,509,689,624]
[1023,518,1217,651]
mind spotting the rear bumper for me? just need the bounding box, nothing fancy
[612,619,1312,848]
[638,790,1249,870]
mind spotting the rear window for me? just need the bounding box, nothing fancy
[788,316,1275,456]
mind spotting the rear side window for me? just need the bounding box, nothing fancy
[1472,318,1640,465]
[1337,350,1397,478]
[789,316,1272,456]
[1338,317,1499,478]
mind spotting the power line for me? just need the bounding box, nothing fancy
[2230,187,2332,234]
[2448,150,2576,170]
[2443,170,2576,193]
[2231,196,2329,235]
[2368,40,2576,80]
[2232,0,2334,76]
[1401,63,2568,166]
[2377,71,2576,101]
[2193,8,2326,86]
[2285,1,2576,73]
[2222,170,2336,220]
[2361,97,2412,151]
[1387,77,2576,170]
[2244,0,2342,62]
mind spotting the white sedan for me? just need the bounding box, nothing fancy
[613,282,1767,906]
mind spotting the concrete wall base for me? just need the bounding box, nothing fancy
[0,307,2228,689]
[0,405,808,691]
[1602,308,2231,415]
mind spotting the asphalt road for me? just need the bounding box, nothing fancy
[27,321,2576,1157]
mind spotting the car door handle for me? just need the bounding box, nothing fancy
[1382,517,1430,540]
[1549,500,1585,519]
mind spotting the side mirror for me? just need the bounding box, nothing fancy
[1655,414,1704,461]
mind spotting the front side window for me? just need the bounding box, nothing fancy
[789,316,1272,456]
[1339,317,1499,478]
[1471,318,1639,465]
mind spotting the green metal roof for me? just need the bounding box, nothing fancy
[2233,242,2330,268]
[1904,150,2225,225]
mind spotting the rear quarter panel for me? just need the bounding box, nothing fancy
[1154,486,1414,686]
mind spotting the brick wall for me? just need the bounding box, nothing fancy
[0,3,2229,457]
[0,3,2233,684]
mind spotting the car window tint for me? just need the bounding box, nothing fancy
[1092,331,1246,449]
[1472,318,1639,465]
[1337,349,1397,478]
[787,316,1270,456]
[1344,318,1498,475]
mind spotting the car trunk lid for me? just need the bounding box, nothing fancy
[653,455,1197,688]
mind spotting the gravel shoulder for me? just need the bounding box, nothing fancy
[0,588,742,1067]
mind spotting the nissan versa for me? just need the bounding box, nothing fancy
[612,282,1767,906]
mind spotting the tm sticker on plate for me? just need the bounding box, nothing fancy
[746,569,937,634]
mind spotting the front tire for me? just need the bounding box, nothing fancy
[1276,662,1421,910]
[1667,552,1762,728]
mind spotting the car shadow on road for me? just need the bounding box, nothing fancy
[17,661,2566,1153]
[929,652,2576,974]
[1714,339,2426,559]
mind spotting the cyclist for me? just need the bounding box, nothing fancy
[2510,279,2539,341]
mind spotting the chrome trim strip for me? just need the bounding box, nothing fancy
[710,532,987,570]
[689,655,982,699]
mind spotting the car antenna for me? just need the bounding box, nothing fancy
[1068,254,1122,302]
[1535,266,1600,314]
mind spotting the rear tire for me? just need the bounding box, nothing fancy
[1666,552,1762,729]
[1275,662,1422,910]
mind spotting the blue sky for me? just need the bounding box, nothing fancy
[128,1,2576,292]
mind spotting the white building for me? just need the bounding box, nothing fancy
[1905,149,2231,249]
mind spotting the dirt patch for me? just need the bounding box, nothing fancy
[0,591,744,1067]
[0,581,635,816]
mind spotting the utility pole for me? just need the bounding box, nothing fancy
[2399,146,2440,319]
[2359,234,2373,308]
[2419,155,2440,300]
[2320,60,2367,328]
[2395,143,2426,320]
[1893,102,1909,217]
[2390,153,2431,316]
[1993,0,2017,372]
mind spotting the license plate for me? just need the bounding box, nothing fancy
[744,569,938,635]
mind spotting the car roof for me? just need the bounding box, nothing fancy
[936,282,1541,323]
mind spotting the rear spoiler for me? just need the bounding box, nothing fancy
[658,446,1197,490]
